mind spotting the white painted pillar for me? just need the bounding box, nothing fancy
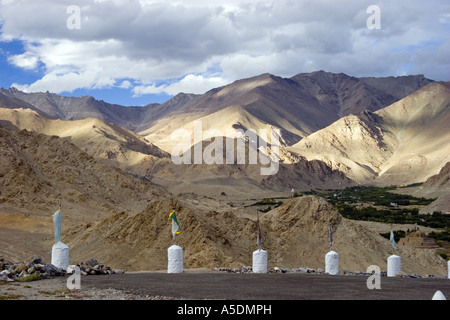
[168,245,183,273]
[325,251,339,275]
[387,254,401,277]
[252,249,267,273]
[432,290,447,300]
[51,241,69,270]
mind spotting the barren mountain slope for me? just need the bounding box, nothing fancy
[0,87,156,130]
[1,72,431,151]
[419,193,450,214]
[0,108,169,170]
[145,137,353,199]
[0,108,352,197]
[0,125,165,218]
[0,72,432,157]
[138,73,315,150]
[290,111,390,182]
[0,125,165,261]
[374,81,450,185]
[147,158,352,199]
[423,162,450,190]
[290,81,450,186]
[0,91,51,118]
[291,71,432,117]
[63,196,447,276]
[418,162,450,214]
[139,72,431,152]
[141,104,304,154]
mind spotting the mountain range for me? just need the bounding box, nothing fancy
[290,81,450,185]
[0,71,432,147]
[1,71,441,193]
[0,70,448,273]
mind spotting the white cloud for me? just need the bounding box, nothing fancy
[0,0,449,96]
[8,51,39,70]
[12,69,115,93]
[133,74,230,96]
[118,80,132,89]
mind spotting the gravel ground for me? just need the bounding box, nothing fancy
[0,276,150,300]
[81,271,450,300]
[2,269,448,301]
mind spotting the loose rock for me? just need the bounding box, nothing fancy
[213,265,446,278]
[0,256,124,282]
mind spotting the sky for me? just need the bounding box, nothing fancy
[0,0,449,106]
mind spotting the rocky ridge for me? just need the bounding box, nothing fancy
[0,125,164,219]
[62,195,448,276]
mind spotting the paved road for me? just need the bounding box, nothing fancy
[81,271,450,300]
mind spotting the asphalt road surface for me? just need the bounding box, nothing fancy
[81,271,450,300]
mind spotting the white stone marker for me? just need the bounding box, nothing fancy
[432,290,447,300]
[387,254,401,277]
[168,245,183,273]
[325,250,339,275]
[51,241,69,270]
[252,249,267,273]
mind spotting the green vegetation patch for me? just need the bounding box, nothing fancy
[250,198,284,206]
[0,293,23,300]
[380,230,406,242]
[399,182,424,188]
[17,273,42,282]
[428,230,450,242]
[38,288,70,296]
[246,198,284,212]
[335,205,449,227]
[307,186,449,229]
[325,185,435,207]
